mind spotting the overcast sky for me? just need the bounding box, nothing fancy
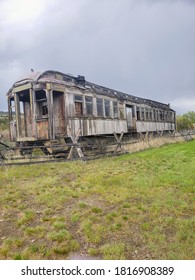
[0,0,195,114]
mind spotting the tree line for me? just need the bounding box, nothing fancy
[176,111,195,131]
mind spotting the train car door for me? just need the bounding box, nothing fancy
[53,91,65,137]
[126,105,133,130]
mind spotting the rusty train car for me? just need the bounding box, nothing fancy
[6,70,176,155]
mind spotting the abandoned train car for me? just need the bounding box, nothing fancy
[6,70,176,153]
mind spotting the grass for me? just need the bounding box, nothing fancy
[0,140,195,259]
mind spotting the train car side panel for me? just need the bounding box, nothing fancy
[68,118,127,136]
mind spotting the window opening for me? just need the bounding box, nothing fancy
[85,96,93,115]
[160,111,163,121]
[149,109,152,121]
[145,108,149,120]
[141,107,145,120]
[74,95,83,116]
[104,100,110,117]
[136,106,140,120]
[156,110,159,121]
[162,111,165,121]
[35,90,48,117]
[153,109,156,121]
[113,101,118,118]
[97,98,103,117]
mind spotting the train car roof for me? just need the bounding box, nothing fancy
[7,70,174,111]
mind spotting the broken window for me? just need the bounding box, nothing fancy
[136,106,140,120]
[35,90,48,116]
[97,98,103,117]
[85,96,93,115]
[74,94,83,116]
[104,100,110,117]
[113,101,118,118]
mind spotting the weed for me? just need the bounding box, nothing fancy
[25,226,45,237]
[88,248,100,257]
[17,210,35,226]
[53,239,79,256]
[53,221,66,230]
[106,212,117,222]
[48,230,71,243]
[115,223,122,230]
[71,213,80,223]
[81,220,104,244]
[13,254,24,260]
[100,243,126,260]
[91,207,102,213]
[79,201,87,208]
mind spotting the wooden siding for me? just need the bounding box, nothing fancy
[68,119,128,136]
[136,121,175,132]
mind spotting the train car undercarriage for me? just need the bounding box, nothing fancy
[0,130,178,166]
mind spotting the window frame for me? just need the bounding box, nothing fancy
[74,94,83,117]
[96,97,104,117]
[85,96,93,116]
[113,101,118,118]
[104,99,111,117]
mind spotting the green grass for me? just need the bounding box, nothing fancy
[0,140,195,259]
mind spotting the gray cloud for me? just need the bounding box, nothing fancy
[0,0,195,114]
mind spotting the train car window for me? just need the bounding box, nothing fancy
[42,103,48,115]
[156,110,159,121]
[145,108,149,120]
[153,109,156,121]
[113,101,118,118]
[164,111,167,121]
[74,95,83,116]
[105,100,110,117]
[149,109,152,121]
[136,106,140,120]
[162,111,165,121]
[85,96,93,115]
[97,98,103,117]
[141,108,145,120]
[159,110,163,121]
[35,90,48,116]
[171,112,175,122]
[35,91,46,101]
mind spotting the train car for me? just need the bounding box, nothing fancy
[6,70,176,155]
